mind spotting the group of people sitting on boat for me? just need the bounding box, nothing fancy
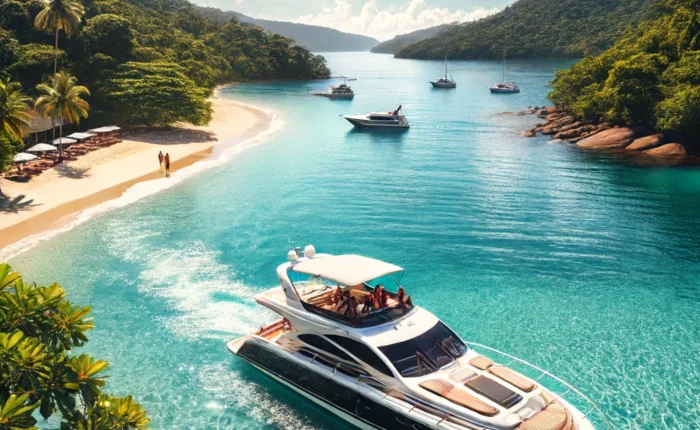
[391,105,403,116]
[330,284,413,318]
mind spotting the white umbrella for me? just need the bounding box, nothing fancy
[13,152,38,163]
[26,143,58,153]
[52,137,77,145]
[66,132,96,141]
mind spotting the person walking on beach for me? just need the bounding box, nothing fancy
[164,153,171,174]
[158,151,164,172]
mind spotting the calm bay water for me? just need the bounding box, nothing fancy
[8,52,700,429]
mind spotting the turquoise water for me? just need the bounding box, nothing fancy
[7,52,700,429]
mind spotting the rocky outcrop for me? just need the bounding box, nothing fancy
[644,143,687,157]
[626,134,664,151]
[577,127,635,149]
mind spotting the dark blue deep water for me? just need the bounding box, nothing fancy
[8,53,700,429]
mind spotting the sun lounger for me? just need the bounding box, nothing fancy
[419,379,499,417]
[469,355,494,370]
[464,375,522,408]
[488,366,538,393]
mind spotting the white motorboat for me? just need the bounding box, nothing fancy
[228,247,612,430]
[344,105,409,129]
[431,58,456,88]
[312,82,355,99]
[490,52,520,94]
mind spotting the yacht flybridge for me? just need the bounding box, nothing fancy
[228,247,611,430]
[344,105,410,129]
[312,82,355,99]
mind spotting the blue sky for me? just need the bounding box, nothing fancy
[191,0,514,41]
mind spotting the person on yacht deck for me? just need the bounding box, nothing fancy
[332,285,343,305]
[361,295,373,314]
[345,296,359,318]
[397,286,412,309]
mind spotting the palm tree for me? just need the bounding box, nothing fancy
[0,79,34,142]
[34,0,85,74]
[35,71,90,161]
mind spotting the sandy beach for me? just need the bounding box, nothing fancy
[0,92,272,251]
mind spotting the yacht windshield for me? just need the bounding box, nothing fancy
[378,321,467,377]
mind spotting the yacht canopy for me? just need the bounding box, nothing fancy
[292,255,403,286]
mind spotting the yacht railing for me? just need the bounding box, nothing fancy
[466,342,613,430]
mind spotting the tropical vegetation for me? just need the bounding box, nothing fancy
[0,262,149,429]
[35,70,90,159]
[34,0,86,74]
[0,79,33,171]
[396,0,657,60]
[549,0,700,144]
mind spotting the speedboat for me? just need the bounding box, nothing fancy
[431,57,456,88]
[228,247,611,430]
[344,105,409,129]
[312,82,355,99]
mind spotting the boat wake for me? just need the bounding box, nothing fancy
[0,103,284,262]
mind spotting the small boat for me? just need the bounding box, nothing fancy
[312,79,355,99]
[431,58,456,88]
[228,246,612,430]
[490,52,520,94]
[343,105,409,129]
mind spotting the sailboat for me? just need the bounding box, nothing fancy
[490,52,520,94]
[430,57,457,88]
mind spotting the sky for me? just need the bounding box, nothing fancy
[191,0,514,41]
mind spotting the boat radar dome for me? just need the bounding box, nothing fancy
[304,245,316,258]
[287,250,298,261]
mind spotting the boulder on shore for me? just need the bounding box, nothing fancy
[626,134,664,151]
[643,143,687,157]
[537,106,558,118]
[577,127,635,149]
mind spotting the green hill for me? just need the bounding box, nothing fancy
[370,24,453,55]
[396,0,657,60]
[549,0,700,144]
[196,7,380,52]
[0,0,330,128]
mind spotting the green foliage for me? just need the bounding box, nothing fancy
[83,14,134,61]
[0,262,149,429]
[7,43,69,89]
[550,0,700,141]
[0,28,21,70]
[0,78,34,141]
[35,71,90,125]
[0,131,24,172]
[396,0,658,60]
[96,61,212,126]
[0,1,30,36]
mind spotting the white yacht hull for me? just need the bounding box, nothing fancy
[431,82,456,88]
[490,87,520,94]
[343,115,410,129]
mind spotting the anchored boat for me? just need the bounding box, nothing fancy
[431,58,457,88]
[228,247,611,430]
[343,105,409,129]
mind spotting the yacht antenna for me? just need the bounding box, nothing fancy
[503,50,506,83]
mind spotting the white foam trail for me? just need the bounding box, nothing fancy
[0,103,284,262]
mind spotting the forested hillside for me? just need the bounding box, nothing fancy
[549,0,700,144]
[396,0,657,59]
[197,7,380,52]
[0,0,330,129]
[370,24,452,55]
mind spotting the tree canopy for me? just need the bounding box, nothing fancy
[0,262,149,429]
[396,0,658,60]
[549,0,700,143]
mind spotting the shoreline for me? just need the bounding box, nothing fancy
[0,89,278,257]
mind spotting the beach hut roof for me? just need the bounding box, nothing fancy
[13,152,38,162]
[66,132,96,140]
[52,137,77,145]
[27,115,66,134]
[26,143,58,152]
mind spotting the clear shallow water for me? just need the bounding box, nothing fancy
[8,52,700,429]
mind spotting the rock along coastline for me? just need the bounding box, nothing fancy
[523,107,690,162]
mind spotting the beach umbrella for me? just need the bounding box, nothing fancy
[52,137,77,145]
[66,132,96,141]
[13,152,38,163]
[26,143,58,153]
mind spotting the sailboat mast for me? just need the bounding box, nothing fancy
[503,52,506,83]
[444,57,448,80]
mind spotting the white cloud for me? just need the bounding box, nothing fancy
[293,0,499,41]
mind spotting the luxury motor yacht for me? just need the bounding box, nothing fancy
[343,105,410,129]
[312,82,355,99]
[228,247,611,430]
[431,58,457,88]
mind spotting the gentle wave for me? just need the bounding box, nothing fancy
[0,103,284,262]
